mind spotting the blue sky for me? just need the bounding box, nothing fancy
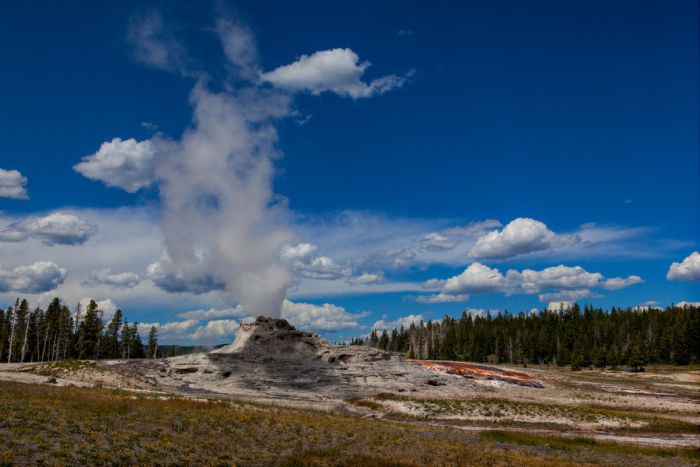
[0,0,698,344]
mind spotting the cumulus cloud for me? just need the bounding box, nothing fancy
[281,243,317,262]
[538,289,595,302]
[190,319,240,342]
[296,256,352,280]
[84,268,140,289]
[347,272,384,286]
[374,248,416,268]
[676,301,700,308]
[74,138,157,193]
[177,306,247,320]
[634,301,661,311]
[0,261,67,294]
[420,232,456,251]
[421,278,446,290]
[442,219,502,237]
[261,48,407,99]
[546,301,573,312]
[160,319,200,333]
[0,168,29,199]
[0,212,97,246]
[372,313,423,331]
[281,299,367,330]
[463,308,500,319]
[508,265,603,293]
[443,262,506,295]
[415,293,469,303]
[469,218,578,260]
[281,243,352,280]
[146,255,225,295]
[603,275,643,290]
[423,262,642,306]
[77,297,119,320]
[667,252,700,282]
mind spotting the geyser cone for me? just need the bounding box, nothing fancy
[211,316,326,358]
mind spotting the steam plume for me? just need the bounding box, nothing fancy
[138,16,296,317]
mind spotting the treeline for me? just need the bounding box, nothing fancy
[361,304,699,370]
[0,297,162,363]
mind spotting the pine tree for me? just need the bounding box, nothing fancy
[76,300,101,359]
[378,330,389,350]
[147,325,159,359]
[628,345,645,372]
[106,309,123,359]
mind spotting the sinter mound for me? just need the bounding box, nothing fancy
[212,317,328,359]
[114,317,543,401]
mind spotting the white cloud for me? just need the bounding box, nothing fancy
[281,243,317,262]
[281,299,367,330]
[84,269,140,289]
[676,301,700,308]
[141,121,159,131]
[0,168,28,199]
[261,48,407,99]
[299,256,352,280]
[281,244,353,281]
[77,297,119,320]
[372,313,423,331]
[176,306,246,320]
[667,251,700,282]
[126,10,189,75]
[160,319,200,333]
[74,138,157,193]
[415,293,469,303]
[546,301,573,312]
[421,278,446,290]
[0,207,231,320]
[443,219,502,237]
[469,218,578,260]
[427,261,641,305]
[603,275,643,290]
[190,319,240,342]
[634,301,661,311]
[0,212,97,246]
[463,308,500,319]
[216,19,259,81]
[508,265,603,293]
[538,289,595,302]
[0,261,67,293]
[443,262,506,295]
[420,232,456,251]
[146,255,225,294]
[347,272,384,286]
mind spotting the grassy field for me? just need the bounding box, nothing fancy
[354,393,699,434]
[0,380,697,466]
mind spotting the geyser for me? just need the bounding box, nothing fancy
[130,16,297,317]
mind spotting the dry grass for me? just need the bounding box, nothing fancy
[481,431,699,460]
[367,393,699,434]
[0,380,695,466]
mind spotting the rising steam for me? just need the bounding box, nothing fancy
[137,17,296,317]
[75,12,406,318]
